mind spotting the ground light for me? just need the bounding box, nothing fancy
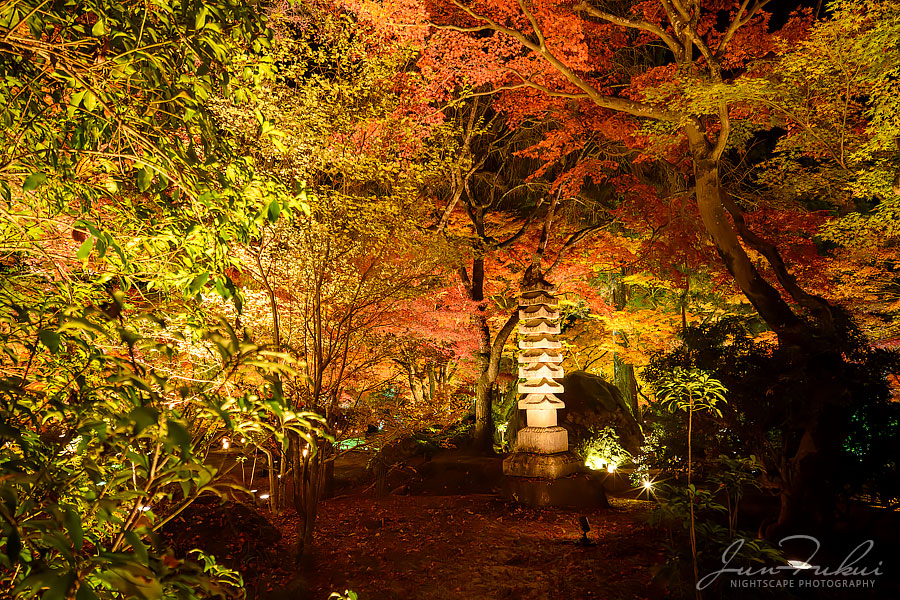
[578,516,594,546]
[637,477,659,500]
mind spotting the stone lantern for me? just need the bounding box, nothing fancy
[502,280,582,479]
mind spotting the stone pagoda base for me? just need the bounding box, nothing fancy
[501,471,609,508]
[502,450,582,479]
[514,426,568,454]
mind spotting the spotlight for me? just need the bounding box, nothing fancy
[578,516,594,546]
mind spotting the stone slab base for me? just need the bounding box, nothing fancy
[500,472,609,508]
[514,426,568,454]
[502,450,582,479]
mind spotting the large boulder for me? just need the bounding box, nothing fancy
[507,371,643,456]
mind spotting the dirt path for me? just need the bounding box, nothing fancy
[268,493,661,600]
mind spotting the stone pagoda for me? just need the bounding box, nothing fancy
[502,279,582,479]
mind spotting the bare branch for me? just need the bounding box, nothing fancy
[517,0,546,49]
[505,68,591,99]
[573,1,683,60]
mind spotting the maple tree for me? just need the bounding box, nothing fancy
[209,0,480,555]
[422,94,620,451]
[382,0,900,532]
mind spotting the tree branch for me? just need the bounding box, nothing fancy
[720,194,834,332]
[444,0,679,122]
[717,0,772,57]
[545,222,608,278]
[573,1,683,60]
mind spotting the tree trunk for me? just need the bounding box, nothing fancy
[472,301,494,452]
[685,125,809,346]
[612,273,640,420]
[684,125,846,536]
[291,433,327,559]
[473,370,494,452]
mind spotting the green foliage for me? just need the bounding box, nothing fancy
[650,480,784,598]
[748,0,900,248]
[0,296,325,598]
[0,0,305,302]
[709,455,764,537]
[646,315,900,506]
[0,0,270,197]
[575,425,632,471]
[655,368,726,418]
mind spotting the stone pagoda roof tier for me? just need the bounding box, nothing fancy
[518,321,561,336]
[517,350,563,364]
[518,363,564,379]
[518,306,559,321]
[518,294,557,307]
[518,337,563,350]
[518,380,564,394]
[521,281,557,294]
[517,394,565,410]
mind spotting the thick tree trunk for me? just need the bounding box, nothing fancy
[685,126,809,346]
[473,372,494,452]
[684,125,845,536]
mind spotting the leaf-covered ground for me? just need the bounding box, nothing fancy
[269,493,662,600]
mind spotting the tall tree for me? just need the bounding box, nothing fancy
[399,0,895,531]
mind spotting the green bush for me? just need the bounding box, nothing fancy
[0,299,324,599]
[574,425,632,471]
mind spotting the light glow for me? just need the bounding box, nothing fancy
[259,493,270,500]
[222,437,230,450]
[787,560,813,570]
[606,464,616,474]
